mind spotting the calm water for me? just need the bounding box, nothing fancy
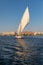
[0,36,43,65]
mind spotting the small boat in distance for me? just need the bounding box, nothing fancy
[16,6,30,38]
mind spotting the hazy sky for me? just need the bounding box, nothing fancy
[0,0,43,32]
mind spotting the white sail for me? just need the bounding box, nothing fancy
[17,6,30,35]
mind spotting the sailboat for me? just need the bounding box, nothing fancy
[16,6,30,38]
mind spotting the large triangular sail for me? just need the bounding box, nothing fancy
[17,6,30,35]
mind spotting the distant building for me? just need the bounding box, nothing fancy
[0,32,16,36]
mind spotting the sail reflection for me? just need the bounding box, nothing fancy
[16,39,29,61]
[17,38,28,51]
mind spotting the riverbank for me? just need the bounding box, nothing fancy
[0,31,43,36]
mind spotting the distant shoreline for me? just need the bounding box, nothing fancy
[0,31,43,36]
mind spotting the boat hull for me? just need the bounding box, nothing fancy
[15,36,23,39]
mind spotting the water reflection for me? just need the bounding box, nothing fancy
[17,38,28,51]
[13,38,29,65]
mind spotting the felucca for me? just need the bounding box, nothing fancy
[16,6,30,38]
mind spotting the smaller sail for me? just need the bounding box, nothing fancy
[17,6,30,35]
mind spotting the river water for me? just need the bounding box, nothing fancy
[0,36,43,65]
